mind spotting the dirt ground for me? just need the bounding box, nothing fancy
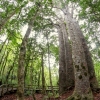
[1,90,100,100]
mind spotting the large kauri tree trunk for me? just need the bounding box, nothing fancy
[74,22,98,89]
[58,23,74,94]
[58,25,67,94]
[65,12,93,100]
[61,23,74,89]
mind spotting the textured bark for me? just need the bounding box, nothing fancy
[58,23,74,94]
[61,23,74,88]
[17,7,40,99]
[74,21,98,89]
[58,25,67,94]
[17,24,32,100]
[65,12,93,99]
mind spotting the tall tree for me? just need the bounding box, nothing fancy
[41,52,46,94]
[58,24,67,94]
[65,11,93,100]
[17,23,33,100]
[57,22,74,94]
[17,1,42,99]
[74,21,98,89]
[46,32,54,95]
[61,22,74,89]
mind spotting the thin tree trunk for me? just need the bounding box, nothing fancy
[5,56,16,84]
[17,7,40,99]
[0,11,16,31]
[0,50,7,75]
[1,51,9,83]
[24,56,31,86]
[17,23,32,100]
[46,33,54,96]
[30,65,36,100]
[0,38,8,53]
[11,68,14,84]
[41,53,46,94]
[0,41,9,68]
[38,66,41,87]
[24,39,33,86]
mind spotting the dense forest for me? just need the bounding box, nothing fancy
[0,0,100,100]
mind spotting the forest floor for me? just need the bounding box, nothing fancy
[1,90,100,100]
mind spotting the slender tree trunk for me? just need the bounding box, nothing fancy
[24,56,30,86]
[0,41,9,69]
[24,39,33,86]
[1,51,9,83]
[17,6,40,99]
[5,56,16,84]
[41,53,46,94]
[11,69,14,84]
[0,11,16,31]
[0,49,8,75]
[46,33,54,96]
[38,67,41,87]
[17,23,32,100]
[0,38,7,53]
[65,12,93,100]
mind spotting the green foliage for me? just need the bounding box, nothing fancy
[50,45,59,61]
[94,61,100,86]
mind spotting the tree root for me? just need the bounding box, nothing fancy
[66,92,93,100]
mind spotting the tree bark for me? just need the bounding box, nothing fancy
[1,51,9,84]
[58,25,67,94]
[57,22,74,94]
[41,53,46,94]
[17,6,40,99]
[0,11,15,31]
[46,32,55,96]
[0,38,8,53]
[61,23,74,89]
[5,55,16,84]
[65,12,93,100]
[74,21,98,89]
[17,23,32,100]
